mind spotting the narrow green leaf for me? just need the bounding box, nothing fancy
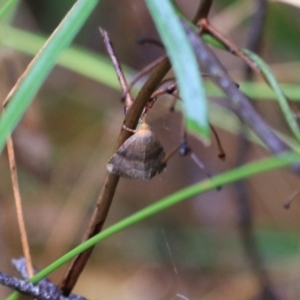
[144,0,209,143]
[202,32,227,50]
[0,0,18,22]
[241,82,300,101]
[3,27,300,102]
[0,26,135,91]
[3,26,300,153]
[0,0,100,155]
[6,151,300,300]
[242,48,300,144]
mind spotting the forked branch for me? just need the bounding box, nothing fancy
[59,2,214,295]
[181,20,300,174]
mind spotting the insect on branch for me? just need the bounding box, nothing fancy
[59,3,215,295]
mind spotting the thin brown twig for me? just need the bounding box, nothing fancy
[162,144,179,166]
[6,136,34,278]
[202,5,300,126]
[151,82,225,162]
[59,2,214,295]
[199,19,260,73]
[151,82,177,99]
[209,123,225,160]
[201,8,300,133]
[194,0,213,21]
[99,28,134,111]
[1,54,35,280]
[182,20,300,173]
[124,54,167,99]
[150,79,179,111]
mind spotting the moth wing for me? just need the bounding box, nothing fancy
[107,134,147,179]
[107,131,165,180]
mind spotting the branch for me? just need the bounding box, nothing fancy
[58,2,215,295]
[193,0,213,21]
[0,258,86,300]
[99,28,134,111]
[181,20,300,174]
[244,0,268,79]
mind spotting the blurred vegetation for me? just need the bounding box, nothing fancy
[1,0,300,299]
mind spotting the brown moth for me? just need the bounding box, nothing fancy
[107,121,165,180]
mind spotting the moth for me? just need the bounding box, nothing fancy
[107,121,165,180]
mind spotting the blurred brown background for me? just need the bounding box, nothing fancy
[1,0,300,299]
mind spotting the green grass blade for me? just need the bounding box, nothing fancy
[144,0,209,143]
[0,0,100,155]
[0,0,18,21]
[6,151,300,300]
[242,82,300,101]
[242,48,300,144]
[0,26,134,91]
[202,32,227,50]
[3,27,300,102]
[4,27,300,153]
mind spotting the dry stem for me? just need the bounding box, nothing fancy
[6,136,34,278]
